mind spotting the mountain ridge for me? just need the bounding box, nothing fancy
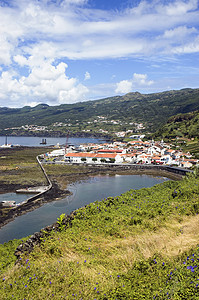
[0,88,199,133]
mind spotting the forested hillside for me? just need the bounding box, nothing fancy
[0,88,199,133]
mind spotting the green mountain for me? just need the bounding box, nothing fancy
[153,110,199,140]
[151,110,199,158]
[0,88,199,134]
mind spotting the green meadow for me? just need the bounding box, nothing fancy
[0,170,199,299]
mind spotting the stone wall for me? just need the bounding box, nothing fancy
[15,213,74,262]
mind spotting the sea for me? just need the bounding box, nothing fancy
[0,136,105,147]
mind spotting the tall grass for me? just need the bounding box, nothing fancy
[0,172,199,299]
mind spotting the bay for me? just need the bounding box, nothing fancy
[0,174,168,244]
[0,136,105,147]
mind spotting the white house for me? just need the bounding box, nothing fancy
[47,148,66,157]
[64,152,123,164]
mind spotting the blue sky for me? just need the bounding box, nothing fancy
[0,0,199,107]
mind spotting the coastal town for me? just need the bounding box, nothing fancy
[45,138,198,169]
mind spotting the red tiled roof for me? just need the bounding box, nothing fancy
[65,152,118,159]
[152,156,161,160]
[97,149,123,153]
[95,153,117,159]
[65,152,96,158]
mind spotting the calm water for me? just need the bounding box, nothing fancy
[0,193,33,204]
[0,136,105,147]
[0,174,168,243]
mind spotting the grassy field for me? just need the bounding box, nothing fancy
[0,147,106,189]
[0,147,51,187]
[0,169,198,299]
[0,147,96,189]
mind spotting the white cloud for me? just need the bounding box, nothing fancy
[84,71,91,80]
[163,0,198,16]
[163,26,197,39]
[0,0,199,105]
[115,80,133,94]
[115,73,154,94]
[133,73,154,86]
[61,0,88,6]
[13,55,28,66]
[0,0,198,62]
[172,36,199,53]
[0,61,89,107]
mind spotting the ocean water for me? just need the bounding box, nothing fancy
[0,136,105,147]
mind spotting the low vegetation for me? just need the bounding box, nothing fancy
[0,147,107,189]
[0,169,198,299]
[0,147,51,187]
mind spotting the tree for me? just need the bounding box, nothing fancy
[109,158,115,163]
[100,158,106,163]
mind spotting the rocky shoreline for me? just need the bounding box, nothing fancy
[14,212,75,262]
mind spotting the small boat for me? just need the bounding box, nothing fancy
[1,200,16,207]
[0,136,13,148]
[40,138,47,145]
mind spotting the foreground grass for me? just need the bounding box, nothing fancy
[0,172,199,299]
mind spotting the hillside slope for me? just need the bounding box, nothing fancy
[0,171,199,299]
[0,88,199,133]
[153,110,199,139]
[151,110,199,157]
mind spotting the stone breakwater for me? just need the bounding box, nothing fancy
[0,182,71,229]
[14,213,75,262]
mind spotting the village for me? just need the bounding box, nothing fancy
[45,138,198,169]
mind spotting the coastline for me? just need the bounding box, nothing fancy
[0,131,112,141]
[0,165,181,231]
[13,167,182,260]
[0,181,71,230]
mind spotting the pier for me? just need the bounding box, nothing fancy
[16,186,49,194]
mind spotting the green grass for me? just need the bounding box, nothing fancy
[0,147,52,185]
[0,172,199,299]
